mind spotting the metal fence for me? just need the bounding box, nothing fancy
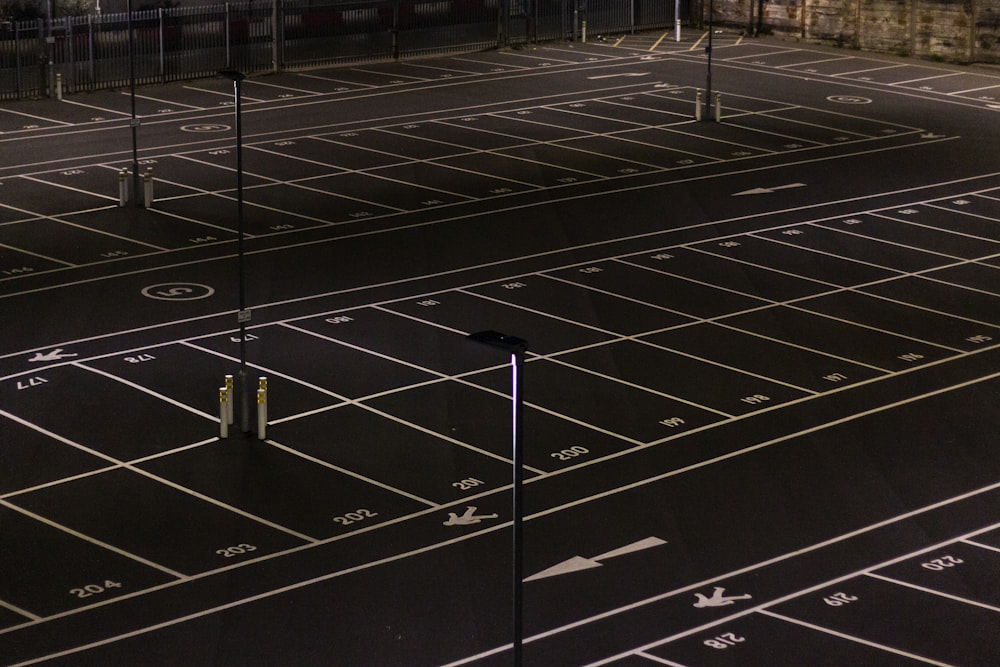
[1,0,684,100]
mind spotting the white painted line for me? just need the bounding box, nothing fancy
[0,165,990,361]
[58,98,132,117]
[542,355,735,418]
[274,322,548,472]
[873,210,1000,245]
[0,498,187,579]
[49,212,169,252]
[777,56,853,69]
[75,362,217,421]
[710,320,892,373]
[720,47,803,62]
[294,72,375,88]
[449,515,1000,665]
[0,409,318,545]
[0,239,75,268]
[525,372,1000,520]
[949,84,1000,96]
[962,538,1000,553]
[866,571,1000,612]
[926,200,1000,224]
[0,464,120,502]
[890,71,962,86]
[831,63,908,77]
[0,600,41,623]
[20,174,117,202]
[125,92,204,110]
[266,438,438,507]
[6,518,514,667]
[0,107,73,126]
[758,609,951,666]
[649,32,670,51]
[634,652,683,666]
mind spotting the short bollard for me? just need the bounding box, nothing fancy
[257,389,267,440]
[715,93,722,122]
[143,168,154,207]
[55,73,63,101]
[257,376,268,440]
[695,90,703,122]
[224,375,235,425]
[219,387,229,439]
[118,169,129,207]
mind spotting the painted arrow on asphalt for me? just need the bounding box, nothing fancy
[28,348,78,362]
[524,536,667,582]
[732,182,807,196]
[587,73,650,80]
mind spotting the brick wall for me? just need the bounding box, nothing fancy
[701,0,1000,63]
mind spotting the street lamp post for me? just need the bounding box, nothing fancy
[128,0,141,204]
[705,0,714,120]
[467,330,528,667]
[218,68,250,433]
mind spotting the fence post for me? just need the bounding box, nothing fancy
[158,8,165,82]
[271,0,279,73]
[65,17,74,93]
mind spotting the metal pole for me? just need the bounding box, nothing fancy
[511,346,525,667]
[705,0,713,121]
[128,0,141,205]
[675,0,681,41]
[235,74,248,433]
[220,69,249,433]
[466,330,527,667]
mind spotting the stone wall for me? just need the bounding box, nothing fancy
[699,0,1000,63]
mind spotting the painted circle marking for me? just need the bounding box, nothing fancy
[827,95,872,105]
[141,282,215,301]
[180,123,231,133]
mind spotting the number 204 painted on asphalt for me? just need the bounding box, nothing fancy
[69,580,121,599]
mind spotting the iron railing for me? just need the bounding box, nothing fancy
[1,0,683,100]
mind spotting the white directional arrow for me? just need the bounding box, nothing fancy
[988,104,1000,111]
[920,132,945,139]
[28,348,78,362]
[732,182,807,196]
[524,536,667,582]
[587,72,650,80]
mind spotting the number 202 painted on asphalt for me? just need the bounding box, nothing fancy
[334,509,379,526]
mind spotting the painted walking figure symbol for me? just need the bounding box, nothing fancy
[443,506,498,526]
[693,586,752,608]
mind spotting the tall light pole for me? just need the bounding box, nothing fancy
[219,68,250,433]
[467,330,528,667]
[705,0,714,120]
[128,0,141,204]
